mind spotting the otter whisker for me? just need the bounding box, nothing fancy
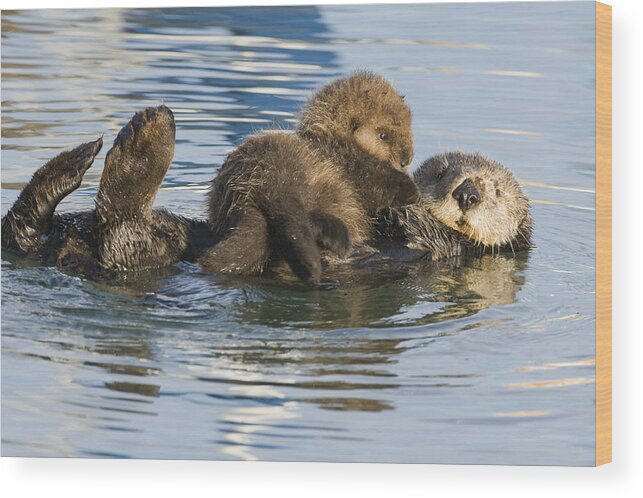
[520,230,531,246]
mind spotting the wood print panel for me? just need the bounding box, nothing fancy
[596,1,612,467]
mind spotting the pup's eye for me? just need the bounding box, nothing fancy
[436,171,445,181]
[379,132,388,140]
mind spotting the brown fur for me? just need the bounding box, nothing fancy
[298,71,413,170]
[377,152,532,260]
[1,138,103,255]
[201,71,419,283]
[2,107,531,284]
[208,133,368,242]
[1,106,216,275]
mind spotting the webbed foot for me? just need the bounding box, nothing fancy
[96,105,175,222]
[1,137,103,253]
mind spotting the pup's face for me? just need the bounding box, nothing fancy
[413,153,531,248]
[352,110,413,172]
[298,71,414,171]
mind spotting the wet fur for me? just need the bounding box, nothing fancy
[377,152,532,260]
[1,106,216,275]
[200,72,419,283]
[1,139,103,255]
[2,111,531,281]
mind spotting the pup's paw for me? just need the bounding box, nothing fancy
[310,211,352,258]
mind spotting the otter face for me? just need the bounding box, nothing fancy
[413,152,531,248]
[352,112,414,171]
[298,71,414,171]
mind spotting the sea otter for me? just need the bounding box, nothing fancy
[200,71,419,284]
[374,152,532,262]
[1,110,531,282]
[1,105,215,275]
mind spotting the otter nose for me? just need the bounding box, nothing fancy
[399,150,412,169]
[452,178,480,212]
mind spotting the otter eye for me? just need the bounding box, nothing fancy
[436,171,445,181]
[379,132,388,140]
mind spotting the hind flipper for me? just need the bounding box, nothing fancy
[95,106,179,270]
[95,105,175,223]
[202,208,322,284]
[1,138,103,254]
[199,207,271,275]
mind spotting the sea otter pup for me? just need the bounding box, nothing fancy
[200,71,419,284]
[1,105,214,274]
[375,152,532,260]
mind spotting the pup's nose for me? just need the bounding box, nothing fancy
[452,178,480,212]
[400,150,413,169]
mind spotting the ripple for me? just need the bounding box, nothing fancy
[506,378,595,389]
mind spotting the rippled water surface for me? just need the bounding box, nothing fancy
[1,2,596,464]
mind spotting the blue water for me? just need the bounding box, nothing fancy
[1,2,596,464]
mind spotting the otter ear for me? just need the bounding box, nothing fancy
[362,90,371,100]
[400,95,406,101]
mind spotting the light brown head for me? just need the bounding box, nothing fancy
[298,71,414,171]
[413,152,532,249]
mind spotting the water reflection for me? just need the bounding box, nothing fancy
[186,253,527,459]
[237,253,528,329]
[6,251,529,460]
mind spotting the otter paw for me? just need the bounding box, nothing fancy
[391,171,420,207]
[275,219,322,284]
[374,207,406,238]
[310,211,352,258]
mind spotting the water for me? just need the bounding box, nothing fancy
[1,2,597,465]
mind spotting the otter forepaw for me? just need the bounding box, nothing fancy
[310,211,352,258]
[374,207,407,238]
[390,171,420,207]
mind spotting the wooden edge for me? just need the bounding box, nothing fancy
[595,1,612,467]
